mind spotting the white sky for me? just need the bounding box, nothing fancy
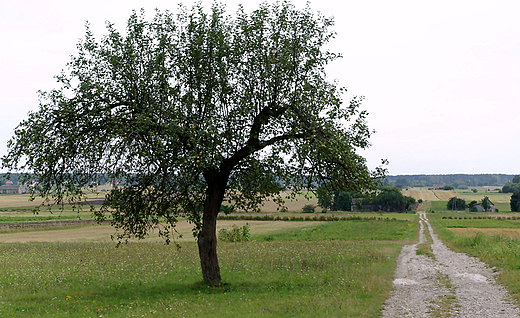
[1,0,519,175]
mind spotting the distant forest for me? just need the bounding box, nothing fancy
[385,174,516,189]
[1,173,517,189]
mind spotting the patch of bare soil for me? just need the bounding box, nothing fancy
[382,212,519,317]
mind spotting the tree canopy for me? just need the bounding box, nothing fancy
[1,2,386,285]
[372,187,416,212]
[447,197,466,211]
[511,192,520,212]
[502,183,520,193]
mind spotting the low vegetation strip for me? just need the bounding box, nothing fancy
[218,214,399,222]
[448,227,520,239]
[439,217,520,228]
[0,219,415,317]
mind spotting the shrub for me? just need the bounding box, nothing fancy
[218,223,251,242]
[302,204,316,213]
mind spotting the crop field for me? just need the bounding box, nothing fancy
[430,211,520,306]
[0,196,418,318]
[403,188,514,207]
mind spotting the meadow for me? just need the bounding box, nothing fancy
[0,217,417,317]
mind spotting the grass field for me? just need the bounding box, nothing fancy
[0,218,417,317]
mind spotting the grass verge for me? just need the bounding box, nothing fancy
[416,220,434,260]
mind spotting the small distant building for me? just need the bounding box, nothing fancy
[0,185,30,194]
[474,200,496,212]
[351,198,378,212]
[5,180,13,185]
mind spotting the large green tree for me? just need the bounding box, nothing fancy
[1,2,385,285]
[511,191,520,212]
[372,187,416,212]
[447,197,466,211]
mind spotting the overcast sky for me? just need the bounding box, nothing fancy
[1,0,519,175]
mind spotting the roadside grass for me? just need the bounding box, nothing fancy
[429,212,520,307]
[0,219,416,317]
[416,221,434,259]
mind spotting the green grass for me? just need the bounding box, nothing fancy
[437,218,520,228]
[258,219,417,242]
[416,221,434,259]
[0,219,416,317]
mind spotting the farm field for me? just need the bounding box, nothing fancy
[0,198,418,318]
[403,187,513,205]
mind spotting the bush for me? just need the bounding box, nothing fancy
[218,223,251,242]
[302,204,316,213]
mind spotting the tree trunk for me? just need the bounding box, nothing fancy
[197,178,226,285]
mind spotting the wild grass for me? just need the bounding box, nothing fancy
[416,221,434,259]
[258,219,416,242]
[0,219,416,317]
[438,218,520,229]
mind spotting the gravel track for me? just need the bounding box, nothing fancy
[382,212,519,317]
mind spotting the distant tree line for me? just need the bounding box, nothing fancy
[385,174,515,188]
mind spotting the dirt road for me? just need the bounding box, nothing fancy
[382,212,519,317]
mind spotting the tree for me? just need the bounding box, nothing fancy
[511,192,520,212]
[447,197,465,211]
[302,204,316,213]
[316,185,354,211]
[1,2,386,285]
[501,183,520,193]
[513,175,520,184]
[481,196,491,212]
[373,187,415,212]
